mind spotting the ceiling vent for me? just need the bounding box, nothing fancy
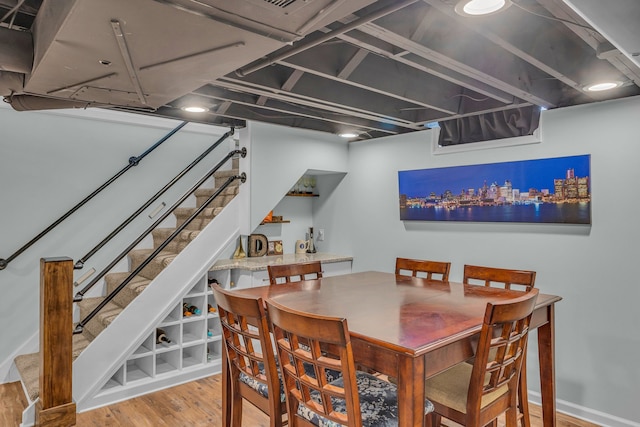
[263,0,297,8]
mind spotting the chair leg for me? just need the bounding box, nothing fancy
[222,354,232,427]
[518,356,531,427]
[425,412,439,427]
[230,383,243,427]
[505,407,519,427]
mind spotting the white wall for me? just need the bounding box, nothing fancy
[246,121,349,233]
[315,96,640,425]
[0,103,234,369]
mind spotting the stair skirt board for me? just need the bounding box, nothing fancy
[73,196,241,411]
[20,400,35,427]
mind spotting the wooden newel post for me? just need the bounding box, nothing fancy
[36,257,76,427]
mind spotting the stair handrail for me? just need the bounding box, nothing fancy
[73,147,247,303]
[74,127,235,270]
[0,121,189,271]
[73,170,246,334]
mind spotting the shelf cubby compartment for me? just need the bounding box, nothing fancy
[155,349,180,376]
[207,293,218,315]
[183,319,205,344]
[132,332,154,357]
[102,365,125,391]
[182,343,205,369]
[162,304,182,324]
[207,340,223,364]
[182,295,206,319]
[125,356,153,384]
[155,324,180,352]
[186,278,206,297]
[207,316,222,339]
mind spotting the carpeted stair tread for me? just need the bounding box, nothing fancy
[194,185,238,208]
[15,333,92,402]
[173,206,224,230]
[14,353,39,402]
[79,297,124,340]
[152,228,200,253]
[104,273,153,309]
[128,249,178,280]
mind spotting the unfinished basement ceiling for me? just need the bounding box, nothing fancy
[1,0,639,140]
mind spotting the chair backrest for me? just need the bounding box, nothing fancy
[467,289,539,419]
[268,261,323,285]
[463,264,536,292]
[210,283,283,419]
[266,299,363,427]
[395,257,451,281]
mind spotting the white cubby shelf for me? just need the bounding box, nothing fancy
[94,276,223,402]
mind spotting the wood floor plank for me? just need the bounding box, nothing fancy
[1,375,601,426]
[0,381,28,427]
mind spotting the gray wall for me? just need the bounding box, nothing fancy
[0,103,233,367]
[2,94,639,425]
[317,96,640,425]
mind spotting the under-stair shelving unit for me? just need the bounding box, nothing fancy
[95,276,223,399]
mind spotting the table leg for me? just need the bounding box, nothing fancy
[397,355,426,427]
[537,304,556,427]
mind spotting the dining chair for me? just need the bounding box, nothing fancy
[463,264,536,292]
[395,257,451,281]
[424,289,539,427]
[210,283,287,427]
[463,264,537,427]
[268,261,323,285]
[266,298,434,427]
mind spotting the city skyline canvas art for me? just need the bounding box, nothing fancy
[398,154,591,224]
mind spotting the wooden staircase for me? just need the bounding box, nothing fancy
[13,164,242,424]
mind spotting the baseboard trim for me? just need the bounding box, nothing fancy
[528,391,640,427]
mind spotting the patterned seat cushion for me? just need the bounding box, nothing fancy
[297,371,435,427]
[238,361,341,403]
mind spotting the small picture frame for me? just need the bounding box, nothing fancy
[268,240,283,255]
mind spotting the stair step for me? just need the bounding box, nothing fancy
[194,185,238,208]
[173,206,224,230]
[78,297,123,340]
[14,353,39,402]
[151,228,200,252]
[213,168,240,188]
[128,249,178,280]
[104,273,153,309]
[14,334,92,402]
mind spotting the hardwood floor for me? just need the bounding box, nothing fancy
[1,375,601,426]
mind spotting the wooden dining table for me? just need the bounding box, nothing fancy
[231,271,561,427]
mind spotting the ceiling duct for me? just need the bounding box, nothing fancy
[4,0,378,112]
[7,94,100,111]
[0,26,33,73]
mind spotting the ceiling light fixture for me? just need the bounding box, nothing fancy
[338,132,359,138]
[181,106,208,113]
[584,81,622,92]
[455,0,512,17]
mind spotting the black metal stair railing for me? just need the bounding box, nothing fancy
[73,170,246,334]
[0,121,188,271]
[74,127,235,270]
[73,146,246,303]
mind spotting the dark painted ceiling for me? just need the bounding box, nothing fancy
[1,0,639,140]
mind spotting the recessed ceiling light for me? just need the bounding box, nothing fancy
[455,0,511,16]
[338,132,359,138]
[182,106,208,113]
[584,81,622,92]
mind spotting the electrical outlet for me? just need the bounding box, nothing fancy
[317,229,325,241]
